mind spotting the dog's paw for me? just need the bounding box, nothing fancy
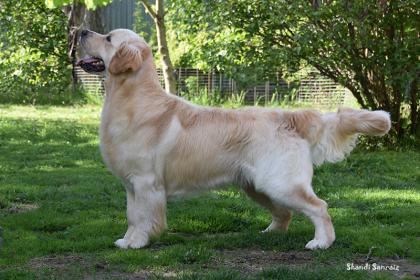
[261,228,271,233]
[127,238,149,249]
[115,238,129,249]
[261,221,289,233]
[114,235,149,249]
[304,239,332,250]
[261,225,278,233]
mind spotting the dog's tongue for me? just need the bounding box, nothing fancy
[76,56,100,66]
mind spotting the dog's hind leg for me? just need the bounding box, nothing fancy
[265,184,335,250]
[115,174,167,249]
[243,185,292,232]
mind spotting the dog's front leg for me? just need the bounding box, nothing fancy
[115,174,167,249]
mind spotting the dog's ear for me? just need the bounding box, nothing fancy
[109,41,149,75]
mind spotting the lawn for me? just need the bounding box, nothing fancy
[0,105,419,279]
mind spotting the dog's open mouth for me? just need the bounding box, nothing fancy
[76,56,105,73]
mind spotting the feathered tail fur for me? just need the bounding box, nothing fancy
[285,107,391,166]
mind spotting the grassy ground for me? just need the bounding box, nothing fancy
[0,105,419,280]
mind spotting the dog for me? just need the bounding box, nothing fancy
[78,28,391,250]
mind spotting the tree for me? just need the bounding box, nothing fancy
[61,2,106,86]
[168,1,274,89]
[47,0,110,86]
[0,0,70,103]
[140,0,176,93]
[170,0,419,139]
[47,0,177,94]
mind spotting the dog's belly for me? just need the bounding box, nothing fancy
[165,175,234,197]
[162,127,250,196]
[164,159,237,196]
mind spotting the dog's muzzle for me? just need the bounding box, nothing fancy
[77,30,105,74]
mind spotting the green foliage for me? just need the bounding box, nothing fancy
[168,1,300,86]
[0,0,71,104]
[45,0,112,10]
[184,76,199,94]
[169,0,419,138]
[167,8,270,89]
[179,88,225,107]
[133,3,158,58]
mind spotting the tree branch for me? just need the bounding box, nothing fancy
[140,0,157,20]
[156,0,164,19]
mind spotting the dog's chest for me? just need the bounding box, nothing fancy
[99,107,135,176]
[98,105,180,178]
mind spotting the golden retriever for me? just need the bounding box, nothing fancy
[78,29,391,250]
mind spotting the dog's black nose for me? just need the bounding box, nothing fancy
[81,30,89,37]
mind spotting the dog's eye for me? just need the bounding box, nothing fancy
[106,35,111,42]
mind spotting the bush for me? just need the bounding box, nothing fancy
[0,0,71,104]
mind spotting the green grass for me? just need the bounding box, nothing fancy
[0,105,419,279]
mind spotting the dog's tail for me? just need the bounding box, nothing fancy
[334,107,391,137]
[283,108,391,165]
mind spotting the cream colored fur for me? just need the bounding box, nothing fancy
[80,29,391,250]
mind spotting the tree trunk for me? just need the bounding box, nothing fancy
[62,2,85,88]
[85,7,105,33]
[63,2,105,89]
[155,13,177,93]
[416,105,420,138]
[409,78,419,136]
[141,0,177,94]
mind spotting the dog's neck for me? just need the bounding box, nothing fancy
[104,58,166,99]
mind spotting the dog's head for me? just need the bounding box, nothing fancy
[78,29,150,75]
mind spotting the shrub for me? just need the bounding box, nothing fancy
[0,0,71,104]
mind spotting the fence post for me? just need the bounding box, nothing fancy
[196,68,199,94]
[177,67,182,95]
[276,72,281,102]
[219,72,222,94]
[265,81,269,105]
[208,70,212,94]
